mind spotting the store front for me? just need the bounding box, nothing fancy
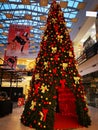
[82,71,98,107]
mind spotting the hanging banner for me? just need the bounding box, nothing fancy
[6,24,30,57]
[3,51,17,69]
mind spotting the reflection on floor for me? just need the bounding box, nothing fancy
[0,106,98,130]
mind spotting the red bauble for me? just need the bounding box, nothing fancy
[54,80,57,83]
[29,125,32,128]
[50,74,53,76]
[62,73,65,76]
[53,95,57,99]
[34,120,36,123]
[52,61,54,64]
[84,107,88,111]
[50,82,52,85]
[56,73,58,76]
[45,79,47,81]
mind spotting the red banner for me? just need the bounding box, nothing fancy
[6,24,30,57]
[4,51,17,69]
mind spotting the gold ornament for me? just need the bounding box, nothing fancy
[46,98,48,100]
[75,63,78,70]
[52,47,57,53]
[41,84,49,93]
[63,63,68,69]
[49,70,51,72]
[38,122,41,125]
[49,102,51,105]
[52,18,57,23]
[41,96,43,98]
[30,101,36,110]
[44,62,48,68]
[57,35,62,40]
[36,57,40,63]
[69,51,73,57]
[74,76,80,84]
[35,73,40,80]
[43,125,46,128]
[44,36,47,41]
[57,35,63,43]
[39,111,44,121]
[59,11,63,16]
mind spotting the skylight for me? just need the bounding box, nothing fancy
[0,0,84,57]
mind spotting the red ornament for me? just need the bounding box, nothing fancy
[52,61,54,64]
[84,107,88,111]
[78,88,80,92]
[53,95,57,99]
[34,120,36,123]
[56,73,58,76]
[34,83,41,94]
[40,124,42,128]
[61,48,64,52]
[29,125,32,128]
[50,74,53,76]
[44,101,49,105]
[55,86,59,89]
[42,108,48,121]
[60,79,66,88]
[54,55,59,61]
[53,68,57,73]
[62,73,65,76]
[54,80,57,83]
[44,53,47,56]
[50,82,52,85]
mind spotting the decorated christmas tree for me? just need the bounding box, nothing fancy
[21,1,91,130]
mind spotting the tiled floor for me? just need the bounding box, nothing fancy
[0,106,98,130]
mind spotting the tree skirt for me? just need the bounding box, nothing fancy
[54,113,81,129]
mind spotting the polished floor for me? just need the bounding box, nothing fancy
[0,106,98,130]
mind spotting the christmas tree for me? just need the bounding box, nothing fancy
[21,1,91,130]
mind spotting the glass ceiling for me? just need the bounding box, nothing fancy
[0,0,84,58]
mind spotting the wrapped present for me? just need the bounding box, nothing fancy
[17,98,25,106]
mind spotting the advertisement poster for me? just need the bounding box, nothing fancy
[6,24,30,57]
[4,51,17,69]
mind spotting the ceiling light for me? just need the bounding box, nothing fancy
[40,26,46,30]
[0,0,7,2]
[40,0,48,6]
[77,2,86,10]
[32,50,36,53]
[30,41,34,44]
[21,0,30,5]
[24,14,32,20]
[2,32,8,36]
[60,1,68,8]
[71,18,78,22]
[40,16,47,21]
[5,13,13,18]
[0,24,3,28]
[30,26,33,29]
[67,28,72,32]
[86,11,97,17]
[31,46,35,48]
[30,33,34,37]
[0,44,4,46]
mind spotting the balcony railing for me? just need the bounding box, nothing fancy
[77,42,98,65]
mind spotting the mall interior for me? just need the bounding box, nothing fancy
[0,0,98,130]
